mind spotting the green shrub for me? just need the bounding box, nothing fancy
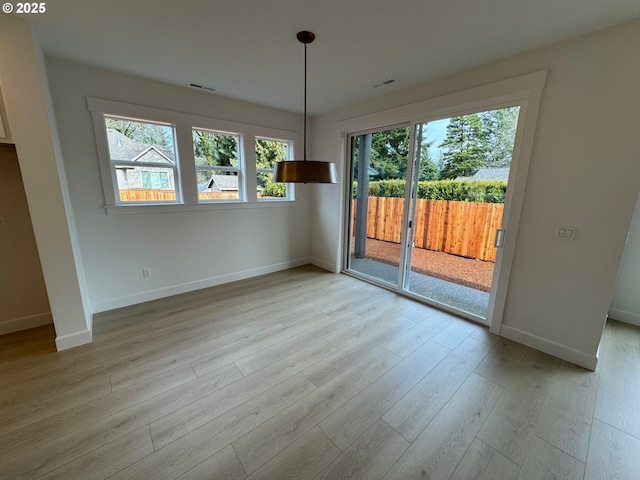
[353,179,506,203]
[260,182,287,198]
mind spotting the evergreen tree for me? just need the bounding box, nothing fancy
[192,130,238,168]
[255,139,287,169]
[255,139,287,190]
[415,123,438,181]
[438,114,490,179]
[480,106,519,167]
[351,126,437,182]
[105,118,173,148]
[369,127,410,180]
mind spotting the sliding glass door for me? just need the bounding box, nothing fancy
[348,125,411,286]
[345,106,521,323]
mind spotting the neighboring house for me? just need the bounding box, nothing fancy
[107,128,176,191]
[456,166,510,181]
[198,174,239,192]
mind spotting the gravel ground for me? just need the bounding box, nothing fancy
[358,238,494,292]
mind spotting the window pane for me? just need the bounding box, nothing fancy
[105,115,178,203]
[257,172,287,198]
[141,170,170,189]
[116,166,176,202]
[197,170,240,201]
[256,138,290,200]
[105,116,176,161]
[256,138,288,169]
[193,129,239,167]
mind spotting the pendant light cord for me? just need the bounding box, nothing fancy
[303,42,307,162]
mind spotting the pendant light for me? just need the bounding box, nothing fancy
[273,31,337,184]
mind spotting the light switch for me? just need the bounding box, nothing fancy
[556,225,576,241]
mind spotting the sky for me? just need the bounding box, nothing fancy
[424,118,449,162]
[426,118,451,161]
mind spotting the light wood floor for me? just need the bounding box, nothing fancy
[1,265,639,480]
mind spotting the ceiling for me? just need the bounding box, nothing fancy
[20,0,640,115]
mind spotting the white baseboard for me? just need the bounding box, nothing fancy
[91,258,311,313]
[0,312,52,335]
[608,308,640,327]
[309,257,339,273]
[500,325,598,371]
[55,329,92,350]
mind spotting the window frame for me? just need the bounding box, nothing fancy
[192,127,244,203]
[103,114,181,205]
[88,97,299,214]
[255,135,294,202]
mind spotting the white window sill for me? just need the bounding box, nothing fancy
[104,199,297,215]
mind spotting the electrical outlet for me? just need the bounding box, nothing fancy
[142,268,151,278]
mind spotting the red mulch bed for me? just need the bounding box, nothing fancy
[357,238,494,292]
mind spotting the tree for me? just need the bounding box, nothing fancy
[438,114,490,179]
[255,139,287,170]
[414,123,438,181]
[105,118,172,148]
[192,130,238,168]
[256,139,287,192]
[480,106,519,166]
[351,126,438,182]
[369,127,410,180]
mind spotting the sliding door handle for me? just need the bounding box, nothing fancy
[494,229,505,248]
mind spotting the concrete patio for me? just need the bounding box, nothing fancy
[349,257,490,318]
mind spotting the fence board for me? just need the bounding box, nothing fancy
[414,199,427,249]
[119,189,241,202]
[119,189,177,201]
[351,196,503,262]
[393,198,404,243]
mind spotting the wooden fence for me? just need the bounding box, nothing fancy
[118,189,240,201]
[353,197,503,262]
[119,189,177,202]
[119,191,501,261]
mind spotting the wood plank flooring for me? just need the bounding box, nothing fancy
[1,265,639,479]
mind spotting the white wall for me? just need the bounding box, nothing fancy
[46,58,311,312]
[610,193,640,326]
[0,16,92,349]
[0,145,51,334]
[310,19,640,369]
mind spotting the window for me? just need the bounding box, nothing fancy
[141,170,170,189]
[256,137,292,200]
[192,128,242,202]
[105,115,179,204]
[88,97,298,211]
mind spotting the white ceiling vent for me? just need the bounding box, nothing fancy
[371,78,397,88]
[187,82,216,93]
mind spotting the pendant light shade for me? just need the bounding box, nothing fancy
[273,31,337,184]
[273,159,337,183]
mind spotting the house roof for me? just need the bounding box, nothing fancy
[211,175,238,191]
[457,167,510,181]
[107,129,174,163]
[198,174,239,192]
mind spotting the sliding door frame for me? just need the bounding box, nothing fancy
[340,71,547,334]
[344,122,414,289]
